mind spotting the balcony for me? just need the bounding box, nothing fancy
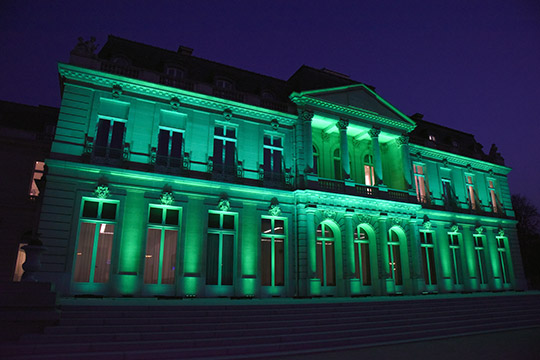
[100,62,140,78]
[260,98,289,113]
[159,75,195,91]
[212,87,245,103]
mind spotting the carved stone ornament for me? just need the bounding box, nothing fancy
[324,210,337,219]
[467,164,473,172]
[94,184,110,199]
[352,138,362,148]
[170,97,181,111]
[300,109,314,123]
[223,108,233,121]
[422,220,433,230]
[489,169,494,176]
[475,226,484,235]
[270,119,279,130]
[337,118,349,130]
[269,204,282,217]
[416,152,423,160]
[112,84,122,98]
[442,158,449,167]
[498,228,505,237]
[71,36,99,57]
[321,132,330,143]
[397,134,409,147]
[218,198,231,211]
[358,214,371,224]
[368,127,381,138]
[160,191,174,205]
[450,224,459,233]
[391,217,402,227]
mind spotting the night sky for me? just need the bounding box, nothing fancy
[1,0,539,210]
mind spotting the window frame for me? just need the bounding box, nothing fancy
[94,116,127,159]
[353,225,371,286]
[260,216,286,287]
[206,210,237,286]
[419,231,437,286]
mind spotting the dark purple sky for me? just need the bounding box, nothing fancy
[2,0,539,210]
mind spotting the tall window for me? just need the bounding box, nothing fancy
[333,149,342,180]
[261,217,285,286]
[442,179,453,205]
[316,223,336,286]
[166,67,184,79]
[313,145,320,175]
[263,135,283,180]
[157,128,183,167]
[488,180,502,213]
[448,233,462,285]
[354,226,371,285]
[206,212,235,286]
[94,118,125,158]
[414,164,428,203]
[466,175,478,210]
[420,232,437,286]
[364,154,375,186]
[74,199,117,283]
[474,235,488,285]
[144,206,180,285]
[496,236,510,284]
[29,161,45,198]
[387,229,402,285]
[213,124,236,174]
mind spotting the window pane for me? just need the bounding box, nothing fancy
[226,128,236,139]
[213,139,223,164]
[354,243,360,279]
[206,234,219,285]
[421,247,429,284]
[144,229,161,284]
[161,230,177,284]
[110,122,125,158]
[95,119,111,149]
[428,247,437,285]
[223,214,234,230]
[94,224,114,283]
[101,203,117,220]
[208,213,220,229]
[361,243,371,285]
[222,234,234,285]
[324,225,333,238]
[214,126,224,136]
[263,148,271,173]
[392,244,402,285]
[149,208,163,224]
[82,201,99,218]
[274,220,284,235]
[170,132,183,159]
[316,240,323,285]
[261,218,272,234]
[225,141,235,166]
[275,238,284,286]
[273,137,282,148]
[326,242,336,286]
[74,222,96,282]
[272,151,282,174]
[261,237,271,286]
[157,129,170,158]
[165,209,179,225]
[263,135,271,146]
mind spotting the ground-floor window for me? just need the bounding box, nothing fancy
[316,223,336,286]
[448,233,463,285]
[474,235,488,285]
[497,236,510,284]
[387,229,403,285]
[354,226,371,285]
[420,231,437,285]
[261,217,285,286]
[206,211,236,286]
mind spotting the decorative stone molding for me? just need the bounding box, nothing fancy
[442,158,449,167]
[269,198,282,216]
[323,210,337,219]
[415,152,422,160]
[160,190,174,205]
[170,96,181,111]
[336,118,349,130]
[83,135,93,156]
[466,164,473,172]
[299,109,314,123]
[270,119,279,130]
[321,131,330,143]
[475,225,484,235]
[123,143,130,161]
[358,214,371,224]
[397,134,409,147]
[391,217,402,227]
[368,127,381,138]
[218,197,231,211]
[352,138,362,148]
[112,84,122,98]
[450,223,460,233]
[498,228,505,237]
[94,184,110,199]
[207,157,213,173]
[182,153,190,171]
[223,108,233,121]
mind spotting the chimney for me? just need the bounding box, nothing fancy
[177,46,193,56]
[410,113,424,121]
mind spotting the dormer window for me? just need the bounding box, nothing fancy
[166,66,184,79]
[261,90,275,100]
[215,79,233,90]
[111,56,131,66]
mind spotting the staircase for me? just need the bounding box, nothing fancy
[2,293,540,359]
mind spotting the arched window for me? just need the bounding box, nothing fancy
[364,154,375,186]
[333,148,342,180]
[316,223,336,286]
[215,78,233,90]
[354,226,371,285]
[313,145,320,175]
[387,229,403,285]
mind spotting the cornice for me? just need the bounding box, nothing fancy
[58,63,297,126]
[410,144,511,175]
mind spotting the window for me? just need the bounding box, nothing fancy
[213,124,237,175]
[316,223,336,286]
[333,148,342,180]
[263,134,283,180]
[261,217,285,286]
[157,128,183,167]
[442,179,453,204]
[473,235,488,285]
[364,154,375,186]
[387,230,402,285]
[414,164,428,203]
[215,79,233,90]
[94,118,125,159]
[353,226,371,285]
[420,232,437,286]
[166,67,184,79]
[466,175,478,210]
[144,206,180,285]
[29,161,45,198]
[448,233,463,285]
[496,237,510,284]
[206,212,235,286]
[313,145,320,175]
[488,180,502,213]
[74,199,117,283]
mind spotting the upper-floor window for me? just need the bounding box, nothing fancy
[364,154,375,186]
[261,217,285,287]
[157,128,183,167]
[488,179,502,213]
[215,79,233,90]
[29,161,45,198]
[111,56,131,66]
[261,90,275,100]
[94,118,125,159]
[263,134,283,177]
[313,145,320,175]
[466,175,478,210]
[213,124,237,174]
[166,67,184,79]
[428,134,436,142]
[413,164,428,203]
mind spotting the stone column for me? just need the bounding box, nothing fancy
[300,109,314,173]
[485,227,502,290]
[337,118,351,179]
[408,220,424,294]
[369,127,383,185]
[398,134,413,190]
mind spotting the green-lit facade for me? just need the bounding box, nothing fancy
[36,36,526,297]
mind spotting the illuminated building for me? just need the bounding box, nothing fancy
[35,35,525,297]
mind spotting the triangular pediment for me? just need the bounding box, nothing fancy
[291,84,416,130]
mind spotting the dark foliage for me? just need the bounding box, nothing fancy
[512,194,540,289]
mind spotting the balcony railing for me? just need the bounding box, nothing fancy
[100,62,140,78]
[260,99,289,113]
[212,87,245,102]
[159,75,195,91]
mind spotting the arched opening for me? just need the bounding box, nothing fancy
[316,222,336,287]
[387,228,403,287]
[354,225,373,286]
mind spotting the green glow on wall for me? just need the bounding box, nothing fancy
[116,274,139,295]
[183,198,204,274]
[118,190,145,274]
[240,204,258,277]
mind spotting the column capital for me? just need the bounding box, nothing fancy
[299,109,314,123]
[368,127,381,138]
[336,118,349,131]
